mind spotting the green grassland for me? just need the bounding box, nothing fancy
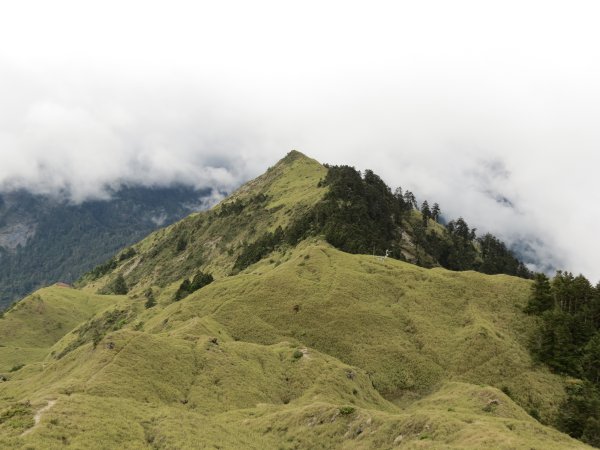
[0,240,590,449]
[0,151,590,448]
[0,286,127,373]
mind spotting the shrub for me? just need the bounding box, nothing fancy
[88,258,117,280]
[111,274,128,295]
[339,406,355,415]
[529,408,541,421]
[234,228,284,271]
[56,308,133,358]
[100,274,128,295]
[144,288,156,308]
[0,402,34,430]
[118,247,136,261]
[175,236,188,252]
[174,271,214,300]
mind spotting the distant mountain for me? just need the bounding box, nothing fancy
[0,186,214,309]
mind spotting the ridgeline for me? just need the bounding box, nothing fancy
[0,151,592,449]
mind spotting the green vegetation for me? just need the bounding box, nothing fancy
[0,402,34,432]
[0,242,589,449]
[100,274,128,295]
[234,227,284,271]
[0,151,591,448]
[88,258,118,281]
[339,406,355,415]
[76,151,328,296]
[143,288,156,309]
[526,271,600,445]
[232,161,530,279]
[174,271,214,300]
[0,285,127,374]
[55,307,135,359]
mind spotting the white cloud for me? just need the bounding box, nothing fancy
[0,1,599,280]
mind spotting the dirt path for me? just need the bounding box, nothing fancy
[21,400,56,436]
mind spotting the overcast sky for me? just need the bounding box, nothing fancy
[1,1,599,280]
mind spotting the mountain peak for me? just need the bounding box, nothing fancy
[226,150,324,206]
[76,151,328,289]
[279,149,309,164]
[267,149,320,176]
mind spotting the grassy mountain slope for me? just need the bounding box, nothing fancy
[0,151,588,448]
[0,286,126,373]
[0,241,588,449]
[78,151,328,294]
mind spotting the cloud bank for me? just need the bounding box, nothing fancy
[1,1,599,280]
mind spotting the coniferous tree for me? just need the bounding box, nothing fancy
[431,203,441,222]
[111,274,128,295]
[403,191,417,210]
[420,201,431,227]
[583,333,600,383]
[525,273,554,314]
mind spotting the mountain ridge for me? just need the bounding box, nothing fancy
[0,151,590,449]
[79,150,530,301]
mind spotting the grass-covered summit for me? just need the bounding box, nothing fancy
[78,151,329,294]
[81,151,529,299]
[0,151,590,449]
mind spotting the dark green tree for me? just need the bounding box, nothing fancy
[525,273,554,314]
[420,201,431,227]
[583,333,600,383]
[431,203,441,222]
[174,271,214,301]
[558,381,600,443]
[144,288,156,309]
[110,274,128,295]
[583,416,600,447]
[176,235,188,252]
[534,309,581,374]
[175,279,191,301]
[191,271,214,291]
[403,191,417,210]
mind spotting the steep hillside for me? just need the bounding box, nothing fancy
[0,285,127,373]
[0,241,588,449]
[0,186,212,309]
[0,151,588,449]
[141,241,563,417]
[82,151,528,300]
[78,151,328,293]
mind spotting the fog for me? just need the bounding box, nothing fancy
[1,1,599,280]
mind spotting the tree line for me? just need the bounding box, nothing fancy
[526,272,600,446]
